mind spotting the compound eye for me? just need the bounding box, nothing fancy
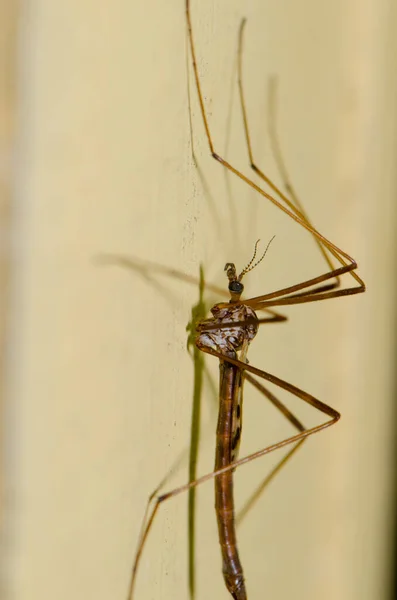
[228,280,244,294]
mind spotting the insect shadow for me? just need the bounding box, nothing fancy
[95,253,224,599]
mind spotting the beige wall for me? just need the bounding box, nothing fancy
[1,1,397,599]
[0,0,16,551]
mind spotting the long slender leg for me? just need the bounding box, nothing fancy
[236,374,306,526]
[186,0,365,299]
[127,349,339,599]
[158,348,339,495]
[199,271,358,334]
[237,20,341,302]
[237,20,337,281]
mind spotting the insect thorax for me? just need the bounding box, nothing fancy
[197,303,258,357]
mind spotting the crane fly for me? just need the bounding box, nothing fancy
[126,2,366,598]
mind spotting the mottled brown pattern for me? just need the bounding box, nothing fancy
[197,303,258,355]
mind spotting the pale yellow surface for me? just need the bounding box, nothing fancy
[1,1,396,600]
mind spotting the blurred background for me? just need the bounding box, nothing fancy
[1,1,397,599]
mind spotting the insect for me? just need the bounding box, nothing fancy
[126,2,366,598]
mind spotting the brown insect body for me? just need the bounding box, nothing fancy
[196,266,258,600]
[215,359,247,600]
